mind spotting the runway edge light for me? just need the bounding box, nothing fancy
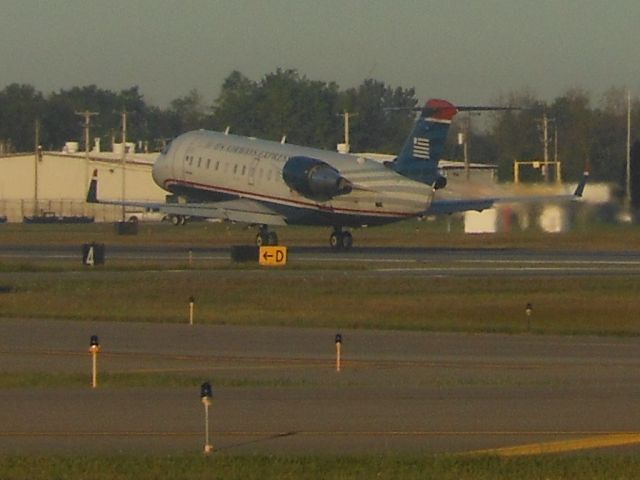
[89,335,101,389]
[200,381,213,454]
[525,303,533,332]
[189,296,195,326]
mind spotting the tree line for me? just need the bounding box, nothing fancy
[0,69,637,184]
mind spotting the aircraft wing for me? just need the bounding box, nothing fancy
[86,171,286,226]
[160,199,287,226]
[425,173,588,215]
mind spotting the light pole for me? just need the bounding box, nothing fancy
[626,90,632,209]
[120,110,128,222]
[75,110,98,193]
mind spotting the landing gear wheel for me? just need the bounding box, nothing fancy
[256,227,278,247]
[330,229,353,251]
[256,232,268,247]
[342,231,353,251]
[330,231,343,251]
[267,231,279,246]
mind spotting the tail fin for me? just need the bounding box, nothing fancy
[86,169,99,203]
[392,99,457,187]
[573,171,589,198]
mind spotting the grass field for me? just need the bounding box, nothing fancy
[2,454,640,480]
[1,221,640,335]
[1,271,640,335]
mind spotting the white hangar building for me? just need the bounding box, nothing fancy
[0,146,165,222]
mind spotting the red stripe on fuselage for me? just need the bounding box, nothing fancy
[164,178,419,218]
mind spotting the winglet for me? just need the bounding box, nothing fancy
[573,171,589,198]
[86,169,98,203]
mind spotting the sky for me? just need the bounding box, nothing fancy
[1,0,639,108]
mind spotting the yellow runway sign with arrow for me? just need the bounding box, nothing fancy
[259,246,288,266]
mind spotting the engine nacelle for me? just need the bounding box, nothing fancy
[433,175,447,190]
[283,156,352,199]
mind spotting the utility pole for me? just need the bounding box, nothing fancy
[542,112,550,182]
[120,110,127,222]
[463,115,472,180]
[626,89,632,208]
[457,113,478,180]
[33,119,41,216]
[554,122,558,163]
[75,110,99,194]
[337,111,357,153]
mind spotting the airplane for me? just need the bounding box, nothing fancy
[87,98,587,250]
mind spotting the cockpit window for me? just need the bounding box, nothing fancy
[160,142,172,155]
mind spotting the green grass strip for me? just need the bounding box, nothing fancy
[1,454,640,480]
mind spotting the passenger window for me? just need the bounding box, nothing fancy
[206,159,211,169]
[233,164,238,174]
[215,161,219,171]
[198,157,202,167]
[241,165,246,176]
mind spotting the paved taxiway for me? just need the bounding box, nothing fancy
[2,318,640,455]
[3,244,640,276]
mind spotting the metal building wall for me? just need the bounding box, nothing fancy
[0,153,165,222]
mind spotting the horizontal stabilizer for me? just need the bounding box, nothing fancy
[426,172,588,216]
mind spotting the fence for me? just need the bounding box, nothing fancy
[0,199,148,223]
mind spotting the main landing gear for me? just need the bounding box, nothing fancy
[256,225,279,246]
[170,214,187,226]
[330,227,352,251]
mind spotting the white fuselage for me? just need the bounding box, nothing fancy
[152,130,433,227]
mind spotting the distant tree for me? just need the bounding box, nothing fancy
[0,83,45,152]
[144,105,181,149]
[340,79,417,153]
[168,88,212,133]
[488,90,546,181]
[254,69,341,147]
[213,69,342,148]
[212,70,259,136]
[42,85,151,151]
[549,89,593,182]
[591,87,629,184]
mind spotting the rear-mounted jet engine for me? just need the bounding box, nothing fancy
[283,156,352,200]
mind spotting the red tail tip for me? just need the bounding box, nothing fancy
[424,99,458,121]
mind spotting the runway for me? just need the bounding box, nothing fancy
[2,318,640,455]
[3,244,640,276]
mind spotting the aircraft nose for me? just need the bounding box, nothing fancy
[152,154,167,187]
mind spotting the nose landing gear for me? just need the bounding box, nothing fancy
[330,228,352,251]
[256,226,279,246]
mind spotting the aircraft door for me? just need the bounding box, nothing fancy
[248,157,260,186]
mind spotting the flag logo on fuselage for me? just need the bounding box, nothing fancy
[413,137,430,159]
